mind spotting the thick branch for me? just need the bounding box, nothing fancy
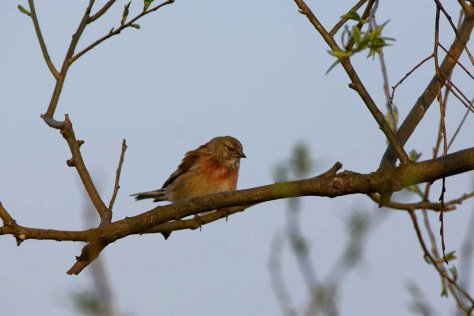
[4,149,474,244]
[380,13,474,168]
[2,148,473,274]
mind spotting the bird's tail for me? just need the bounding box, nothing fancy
[131,189,167,202]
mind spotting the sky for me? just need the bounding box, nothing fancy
[0,0,473,315]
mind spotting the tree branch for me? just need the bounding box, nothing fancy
[44,0,95,118]
[293,0,410,165]
[367,192,474,212]
[380,13,474,169]
[108,139,127,212]
[329,0,368,36]
[0,202,15,227]
[89,0,116,23]
[408,210,474,311]
[58,114,111,223]
[69,0,175,65]
[27,0,60,79]
[1,149,474,274]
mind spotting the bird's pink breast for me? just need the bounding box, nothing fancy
[201,157,238,190]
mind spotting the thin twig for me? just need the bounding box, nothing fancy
[448,106,472,151]
[89,0,116,23]
[389,54,434,108]
[408,210,474,311]
[379,14,474,169]
[439,43,474,80]
[433,5,450,264]
[370,3,395,129]
[293,0,410,165]
[108,139,127,211]
[268,233,298,316]
[70,0,175,64]
[329,0,368,36]
[27,0,60,79]
[43,0,95,118]
[443,81,474,112]
[343,0,376,52]
[367,193,457,212]
[433,0,461,38]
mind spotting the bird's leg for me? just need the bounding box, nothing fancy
[193,214,204,231]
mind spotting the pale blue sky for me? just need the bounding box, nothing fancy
[1,0,473,315]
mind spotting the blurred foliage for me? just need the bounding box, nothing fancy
[71,290,102,315]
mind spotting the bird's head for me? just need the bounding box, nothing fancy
[206,136,246,167]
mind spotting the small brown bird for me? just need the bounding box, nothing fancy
[132,136,245,202]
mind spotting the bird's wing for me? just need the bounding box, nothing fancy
[161,149,201,189]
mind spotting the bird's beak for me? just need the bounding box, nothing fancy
[239,151,246,158]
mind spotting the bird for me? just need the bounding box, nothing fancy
[132,136,245,203]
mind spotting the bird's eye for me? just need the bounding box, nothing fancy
[225,145,234,152]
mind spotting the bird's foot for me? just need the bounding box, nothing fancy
[194,214,204,231]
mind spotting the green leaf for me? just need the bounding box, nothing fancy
[328,49,352,59]
[121,1,131,26]
[274,164,289,182]
[352,26,361,45]
[444,250,457,262]
[109,27,115,35]
[131,23,141,29]
[144,0,154,11]
[449,266,458,281]
[291,236,308,255]
[357,33,371,48]
[370,37,387,48]
[326,49,352,74]
[342,10,361,22]
[385,106,398,131]
[325,60,340,74]
[291,143,312,177]
[18,4,31,17]
[409,150,421,162]
[440,281,448,297]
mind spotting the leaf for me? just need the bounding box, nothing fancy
[18,4,31,17]
[449,266,458,281]
[342,10,361,22]
[370,37,387,48]
[444,250,457,262]
[352,26,361,45]
[144,0,154,11]
[326,49,352,74]
[109,27,115,35]
[409,150,421,162]
[385,105,399,131]
[131,24,141,29]
[121,1,131,26]
[328,49,352,59]
[325,60,340,74]
[440,281,448,297]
